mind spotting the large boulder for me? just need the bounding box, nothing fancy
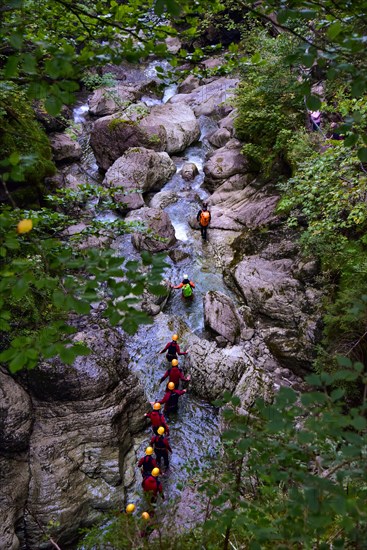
[180,162,199,181]
[49,133,82,163]
[90,113,167,172]
[103,148,176,211]
[140,103,200,154]
[88,82,157,117]
[207,175,280,229]
[126,207,177,253]
[169,77,239,117]
[13,320,148,549]
[204,291,243,344]
[203,139,249,192]
[231,256,321,372]
[207,127,231,148]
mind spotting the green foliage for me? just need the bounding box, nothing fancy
[80,364,367,549]
[234,32,309,176]
[81,72,117,91]
[239,0,367,158]
[0,207,169,373]
[0,86,55,206]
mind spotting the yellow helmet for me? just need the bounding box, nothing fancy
[171,359,179,367]
[153,402,161,410]
[145,446,154,455]
[157,426,165,435]
[151,467,160,477]
[126,503,135,514]
[142,512,150,520]
[172,334,178,341]
[168,382,175,390]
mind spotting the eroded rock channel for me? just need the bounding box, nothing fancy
[0,59,324,549]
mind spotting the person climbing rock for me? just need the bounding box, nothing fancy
[171,274,195,300]
[142,467,164,504]
[158,381,187,414]
[159,334,189,362]
[309,110,322,132]
[197,202,211,241]
[160,359,191,389]
[138,446,158,478]
[150,426,172,470]
[144,402,170,435]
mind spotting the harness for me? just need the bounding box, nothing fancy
[153,436,167,452]
[142,455,155,473]
[166,341,178,360]
[167,390,180,408]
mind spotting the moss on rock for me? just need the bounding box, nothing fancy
[0,87,56,207]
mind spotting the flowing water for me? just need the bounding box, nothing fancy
[72,65,239,524]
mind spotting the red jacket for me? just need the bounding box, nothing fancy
[158,389,186,412]
[160,366,189,386]
[150,435,172,453]
[142,475,163,496]
[138,455,158,474]
[145,411,170,435]
[160,341,187,356]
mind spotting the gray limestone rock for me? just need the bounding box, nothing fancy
[126,207,177,252]
[49,133,82,163]
[90,113,167,172]
[203,139,249,192]
[140,103,200,154]
[180,162,199,181]
[169,77,239,118]
[103,147,176,212]
[204,290,242,344]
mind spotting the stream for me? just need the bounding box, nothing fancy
[71,63,240,526]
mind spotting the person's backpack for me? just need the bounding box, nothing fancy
[182,283,193,298]
[200,211,210,226]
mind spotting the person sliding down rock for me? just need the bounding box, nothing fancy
[158,382,187,414]
[197,202,211,241]
[138,446,158,478]
[150,426,172,471]
[171,274,195,300]
[159,333,189,362]
[144,402,170,435]
[160,358,190,390]
[142,467,164,505]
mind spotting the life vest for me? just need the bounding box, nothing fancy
[169,366,182,385]
[167,390,180,409]
[142,455,155,474]
[153,435,167,452]
[182,283,193,298]
[166,341,178,360]
[199,210,210,226]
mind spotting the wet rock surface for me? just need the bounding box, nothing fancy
[1,59,325,547]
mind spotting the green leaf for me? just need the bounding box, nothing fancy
[327,21,342,40]
[306,95,322,110]
[45,95,63,116]
[357,147,367,162]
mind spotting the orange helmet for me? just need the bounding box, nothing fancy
[171,359,179,367]
[151,467,160,477]
[142,512,150,520]
[168,382,175,390]
[172,334,178,341]
[153,402,161,410]
[145,447,154,455]
[126,503,135,514]
[157,426,165,435]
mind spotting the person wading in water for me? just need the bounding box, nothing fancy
[197,202,211,241]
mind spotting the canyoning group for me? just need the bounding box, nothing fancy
[124,201,211,523]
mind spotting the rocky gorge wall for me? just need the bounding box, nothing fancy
[0,56,326,548]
